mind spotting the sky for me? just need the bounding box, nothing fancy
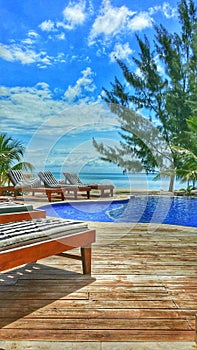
[0,0,180,177]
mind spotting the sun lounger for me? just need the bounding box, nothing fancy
[7,170,65,202]
[4,170,41,198]
[8,169,41,189]
[64,172,114,197]
[0,217,96,274]
[0,201,46,223]
[38,171,91,199]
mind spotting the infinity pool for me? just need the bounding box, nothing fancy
[39,196,197,227]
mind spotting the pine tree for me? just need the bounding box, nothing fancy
[93,0,197,191]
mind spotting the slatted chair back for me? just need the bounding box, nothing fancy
[38,171,61,188]
[8,170,41,188]
[64,172,84,186]
[8,170,24,186]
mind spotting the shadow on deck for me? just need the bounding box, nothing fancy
[0,222,197,345]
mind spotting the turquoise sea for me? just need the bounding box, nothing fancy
[52,171,186,191]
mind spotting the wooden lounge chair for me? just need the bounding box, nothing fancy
[0,201,46,224]
[0,215,96,275]
[38,171,91,199]
[64,172,114,197]
[8,169,41,189]
[7,169,65,202]
[5,169,40,197]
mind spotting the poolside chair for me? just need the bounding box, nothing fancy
[0,201,46,223]
[38,171,91,199]
[8,169,41,189]
[0,200,96,274]
[64,172,114,197]
[0,215,96,274]
[7,170,64,202]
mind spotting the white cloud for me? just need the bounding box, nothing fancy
[62,0,86,29]
[0,42,65,67]
[127,12,153,31]
[162,2,177,18]
[109,42,133,62]
[0,84,66,135]
[39,20,56,32]
[0,43,47,64]
[28,30,40,38]
[148,3,177,18]
[88,1,176,48]
[148,5,161,15]
[56,32,66,40]
[0,82,119,170]
[89,0,134,44]
[39,1,92,38]
[64,67,96,103]
[21,38,35,45]
[0,82,103,135]
[0,42,51,65]
[23,101,119,169]
[21,31,40,45]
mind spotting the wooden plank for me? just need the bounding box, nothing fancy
[0,308,194,319]
[2,318,192,330]
[0,329,194,341]
[0,222,197,343]
[0,299,178,309]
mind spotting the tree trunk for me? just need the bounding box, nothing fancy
[168,174,175,192]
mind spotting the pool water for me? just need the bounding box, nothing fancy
[39,196,197,228]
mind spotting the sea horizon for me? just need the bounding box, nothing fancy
[48,170,187,191]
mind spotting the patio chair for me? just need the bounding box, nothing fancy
[64,172,114,197]
[8,169,41,189]
[7,170,64,202]
[0,216,96,274]
[0,201,46,223]
[38,171,91,199]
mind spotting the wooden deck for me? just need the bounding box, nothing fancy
[0,221,197,343]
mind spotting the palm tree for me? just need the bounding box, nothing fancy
[170,117,197,190]
[175,151,197,189]
[0,133,34,186]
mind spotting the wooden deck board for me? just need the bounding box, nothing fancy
[0,222,197,342]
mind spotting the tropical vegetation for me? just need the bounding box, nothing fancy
[0,133,33,186]
[93,0,197,191]
[175,117,197,188]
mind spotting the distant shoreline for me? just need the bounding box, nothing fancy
[51,171,187,191]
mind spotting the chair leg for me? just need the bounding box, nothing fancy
[61,191,64,200]
[81,246,92,274]
[46,191,51,202]
[100,189,104,197]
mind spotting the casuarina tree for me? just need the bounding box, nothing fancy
[93,0,197,191]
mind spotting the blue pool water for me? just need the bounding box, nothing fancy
[39,196,197,228]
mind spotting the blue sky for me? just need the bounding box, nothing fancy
[0,0,179,175]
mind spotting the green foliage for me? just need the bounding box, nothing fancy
[0,133,34,185]
[179,185,194,195]
[94,0,197,191]
[172,117,197,186]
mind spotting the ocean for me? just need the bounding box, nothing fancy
[52,171,186,191]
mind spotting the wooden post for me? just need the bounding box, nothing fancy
[81,246,92,274]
